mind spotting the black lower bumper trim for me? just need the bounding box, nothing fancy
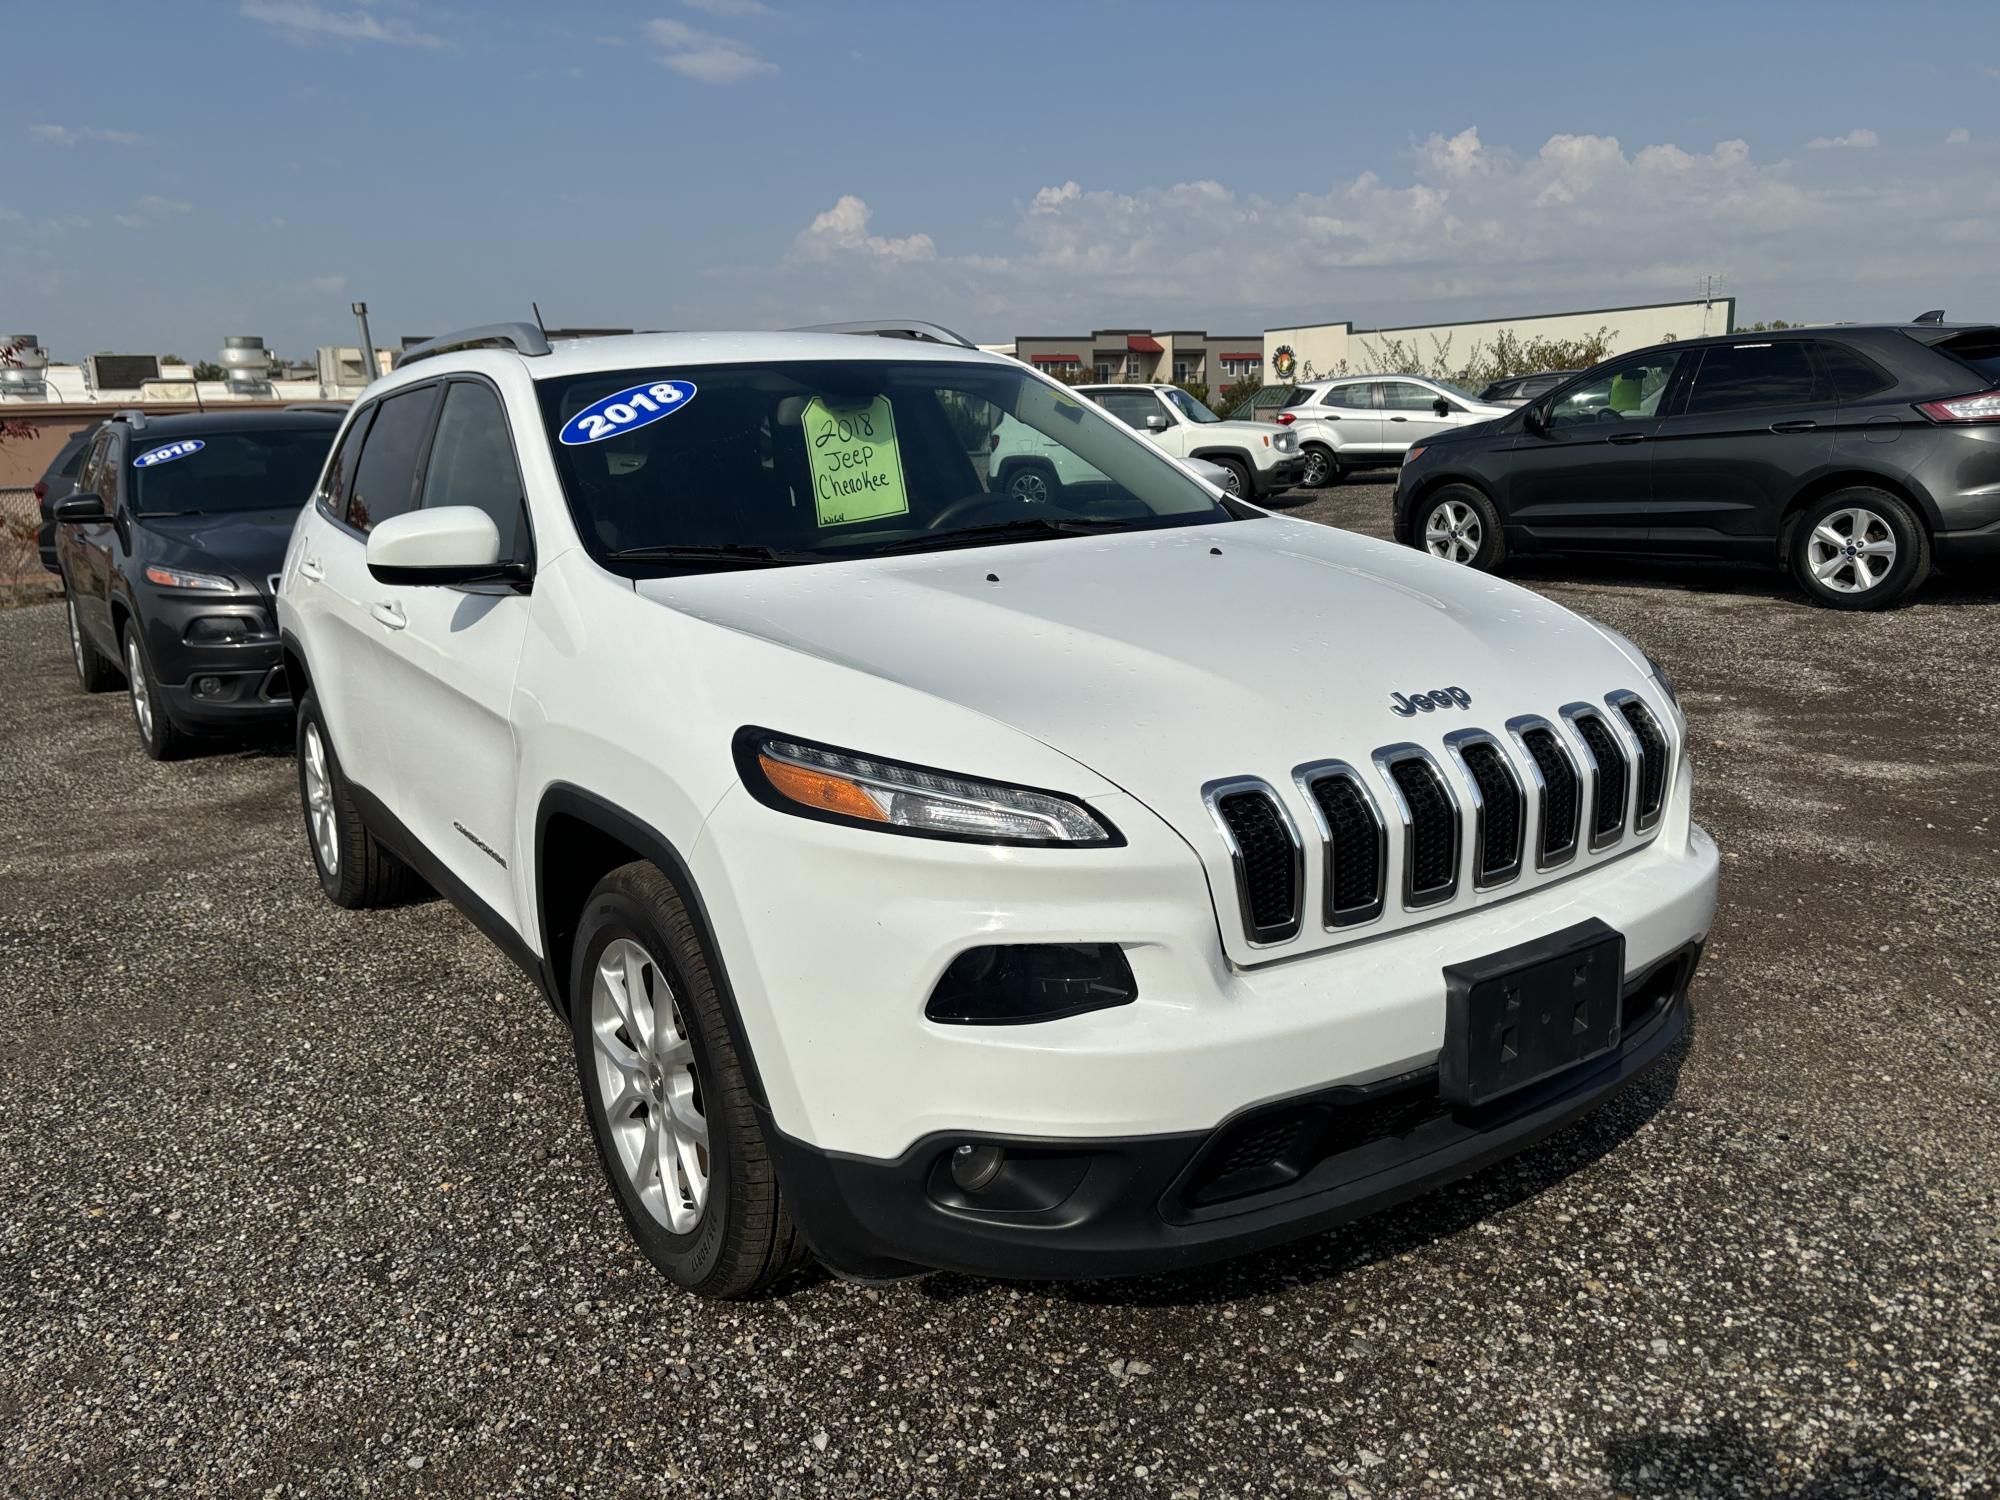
[770,942,1699,1282]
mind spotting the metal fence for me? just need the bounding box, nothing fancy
[1,486,58,599]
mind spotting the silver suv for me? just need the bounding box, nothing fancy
[1281,376,1508,487]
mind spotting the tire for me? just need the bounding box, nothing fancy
[121,621,191,761]
[998,460,1058,505]
[65,586,118,693]
[1788,487,1929,610]
[571,862,809,1299]
[1414,484,1507,572]
[1209,456,1252,498]
[295,690,423,908]
[1300,444,1342,489]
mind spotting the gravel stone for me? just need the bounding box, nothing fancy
[2,481,1996,1496]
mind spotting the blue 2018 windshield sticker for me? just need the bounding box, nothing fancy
[133,440,205,468]
[558,381,697,446]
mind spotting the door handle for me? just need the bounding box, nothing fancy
[1389,416,1408,423]
[1606,431,1647,445]
[1769,419,1818,433]
[298,557,324,581]
[370,601,407,631]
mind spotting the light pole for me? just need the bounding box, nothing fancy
[351,301,378,385]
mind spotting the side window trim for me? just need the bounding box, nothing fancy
[344,381,443,534]
[419,374,538,569]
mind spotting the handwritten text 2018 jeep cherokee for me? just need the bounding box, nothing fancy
[277,320,1718,1298]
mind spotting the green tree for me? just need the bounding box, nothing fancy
[191,361,225,381]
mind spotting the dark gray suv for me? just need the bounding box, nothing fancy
[1393,323,2000,608]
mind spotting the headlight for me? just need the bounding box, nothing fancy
[738,731,1120,846]
[1272,431,1297,453]
[144,564,236,592]
[1592,622,1681,718]
[1404,445,1427,466]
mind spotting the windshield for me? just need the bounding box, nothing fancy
[129,428,335,516]
[1161,387,1221,423]
[536,360,1241,572]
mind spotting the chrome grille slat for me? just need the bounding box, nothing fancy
[1564,705,1630,850]
[1293,760,1387,928]
[1509,715,1581,868]
[1373,746,1460,908]
[1609,692,1669,831]
[1445,730,1525,888]
[1202,778,1303,947]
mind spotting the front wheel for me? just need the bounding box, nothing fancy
[1417,485,1507,571]
[572,862,809,1299]
[1788,488,1928,610]
[1208,456,1252,497]
[122,622,190,761]
[294,691,423,908]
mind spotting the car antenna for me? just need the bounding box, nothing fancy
[1913,308,1945,324]
[532,302,549,339]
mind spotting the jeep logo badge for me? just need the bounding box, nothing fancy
[1390,686,1472,717]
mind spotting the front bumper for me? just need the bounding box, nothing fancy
[1255,456,1306,496]
[771,941,1699,1281]
[138,594,291,729]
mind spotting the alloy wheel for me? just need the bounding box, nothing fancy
[1424,500,1483,564]
[68,599,85,680]
[590,938,709,1234]
[1008,470,1049,504]
[125,637,153,740]
[1806,507,1897,594]
[302,723,339,875]
[1302,449,1330,487]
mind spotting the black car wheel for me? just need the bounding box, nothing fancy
[571,861,809,1299]
[1300,444,1341,489]
[1416,485,1507,572]
[295,691,424,907]
[1788,488,1929,610]
[65,587,119,693]
[122,622,191,761]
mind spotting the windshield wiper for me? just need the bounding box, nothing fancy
[873,517,1129,557]
[604,543,817,568]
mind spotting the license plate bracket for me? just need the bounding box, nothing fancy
[1441,918,1625,1108]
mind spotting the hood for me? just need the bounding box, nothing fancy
[135,509,301,586]
[638,517,1648,826]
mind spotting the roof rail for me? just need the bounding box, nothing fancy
[394,322,553,369]
[107,407,148,429]
[788,320,977,350]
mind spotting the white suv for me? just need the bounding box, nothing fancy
[277,321,1718,1298]
[1074,383,1304,499]
[1281,375,1509,487]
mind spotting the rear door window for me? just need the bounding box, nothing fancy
[346,385,440,533]
[1684,342,1823,415]
[1814,342,1897,401]
[418,381,530,562]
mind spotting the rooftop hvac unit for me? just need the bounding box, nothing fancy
[315,345,374,390]
[1,333,49,393]
[87,353,163,392]
[219,335,274,395]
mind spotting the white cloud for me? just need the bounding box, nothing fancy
[746,126,1999,336]
[240,0,446,49]
[1807,128,1879,149]
[113,196,193,229]
[793,195,935,262]
[304,274,348,295]
[645,17,775,82]
[30,123,144,147]
[682,0,774,15]
[1946,126,1971,145]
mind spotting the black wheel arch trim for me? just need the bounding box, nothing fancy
[534,783,773,1113]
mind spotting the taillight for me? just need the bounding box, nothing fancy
[1275,412,1296,425]
[1917,390,2000,423]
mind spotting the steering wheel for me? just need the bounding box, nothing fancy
[1592,406,1629,423]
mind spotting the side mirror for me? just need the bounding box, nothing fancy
[1521,402,1547,433]
[1432,398,1451,417]
[53,494,111,523]
[1143,412,1170,432]
[365,506,521,587]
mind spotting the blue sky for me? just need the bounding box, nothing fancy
[7,1,1999,363]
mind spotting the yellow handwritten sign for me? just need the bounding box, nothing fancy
[805,396,909,527]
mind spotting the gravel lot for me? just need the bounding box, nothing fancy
[4,479,1997,1498]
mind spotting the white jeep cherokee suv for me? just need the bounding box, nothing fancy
[277,320,1717,1298]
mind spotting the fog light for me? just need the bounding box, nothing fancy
[195,676,224,698]
[925,943,1136,1025]
[949,1143,1005,1193]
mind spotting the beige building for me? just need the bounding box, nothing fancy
[1264,297,1735,385]
[1010,329,1266,387]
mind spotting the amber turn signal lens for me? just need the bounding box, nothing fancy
[757,754,887,822]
